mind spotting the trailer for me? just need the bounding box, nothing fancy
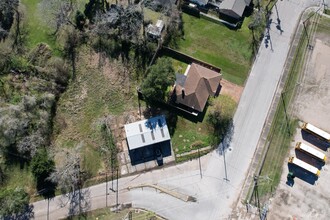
[301,122,330,142]
[288,156,320,176]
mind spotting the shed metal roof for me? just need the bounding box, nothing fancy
[124,115,171,150]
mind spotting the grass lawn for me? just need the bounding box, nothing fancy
[21,0,57,49]
[177,13,253,85]
[171,116,212,155]
[144,8,165,23]
[171,95,237,158]
[170,58,189,74]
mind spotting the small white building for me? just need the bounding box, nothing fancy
[146,20,165,39]
[124,115,171,165]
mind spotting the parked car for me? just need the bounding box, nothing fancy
[155,148,163,166]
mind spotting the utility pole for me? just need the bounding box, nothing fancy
[303,6,322,49]
[197,146,202,179]
[303,21,311,48]
[222,143,229,182]
[253,175,261,220]
[106,172,108,207]
[116,168,119,212]
[252,175,272,220]
[281,93,291,135]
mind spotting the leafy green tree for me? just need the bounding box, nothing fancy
[140,57,175,103]
[207,96,236,145]
[31,149,56,198]
[0,187,30,218]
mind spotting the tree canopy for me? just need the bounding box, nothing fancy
[0,187,30,218]
[141,57,175,103]
[31,149,56,198]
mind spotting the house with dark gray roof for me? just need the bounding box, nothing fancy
[174,63,222,113]
[218,0,251,20]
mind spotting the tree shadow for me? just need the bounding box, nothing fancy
[36,179,57,199]
[59,188,91,219]
[301,130,330,151]
[215,121,234,155]
[3,146,30,169]
[287,163,318,185]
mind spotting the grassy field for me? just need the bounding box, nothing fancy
[54,47,138,177]
[177,13,253,85]
[21,0,57,49]
[253,13,318,201]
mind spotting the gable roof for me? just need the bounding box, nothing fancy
[175,63,221,112]
[124,115,171,150]
[219,0,251,18]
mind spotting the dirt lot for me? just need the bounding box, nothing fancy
[267,18,330,220]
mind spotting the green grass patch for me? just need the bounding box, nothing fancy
[317,16,330,35]
[170,58,189,74]
[82,144,102,178]
[172,94,237,160]
[144,8,164,23]
[177,13,253,85]
[171,116,212,156]
[3,164,35,195]
[21,0,57,49]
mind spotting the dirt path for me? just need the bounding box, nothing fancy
[220,79,244,103]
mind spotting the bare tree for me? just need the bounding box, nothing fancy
[48,143,90,215]
[38,0,77,35]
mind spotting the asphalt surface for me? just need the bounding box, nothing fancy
[32,0,325,219]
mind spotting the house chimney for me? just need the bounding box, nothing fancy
[182,88,185,99]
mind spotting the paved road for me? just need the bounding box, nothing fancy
[33,0,325,219]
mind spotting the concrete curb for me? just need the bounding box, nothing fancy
[127,184,197,202]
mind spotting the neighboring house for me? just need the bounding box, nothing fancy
[146,20,165,39]
[189,0,209,7]
[124,115,171,165]
[218,0,251,20]
[173,63,222,113]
